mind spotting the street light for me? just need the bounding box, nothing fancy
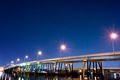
[16,58,20,64]
[24,55,28,62]
[37,51,42,60]
[60,45,66,58]
[11,61,14,65]
[11,61,14,64]
[110,33,117,53]
[111,33,117,39]
[61,45,66,50]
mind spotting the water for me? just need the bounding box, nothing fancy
[0,72,80,80]
[0,72,120,80]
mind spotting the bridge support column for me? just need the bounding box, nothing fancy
[93,62,95,79]
[40,64,42,72]
[72,63,73,74]
[58,63,60,73]
[48,64,49,73]
[86,61,103,80]
[31,65,33,72]
[28,65,29,72]
[35,63,37,73]
[60,63,63,74]
[83,60,86,80]
[87,61,91,80]
[25,65,27,72]
[42,64,44,72]
[26,64,29,72]
[53,63,54,72]
[68,63,71,72]
[64,63,68,75]
[96,62,97,79]
[50,64,51,73]
[98,62,103,80]
[55,62,57,72]
[87,61,88,79]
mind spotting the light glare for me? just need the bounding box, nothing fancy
[38,51,42,55]
[111,33,117,39]
[11,61,14,63]
[17,58,20,61]
[61,45,66,50]
[25,55,28,58]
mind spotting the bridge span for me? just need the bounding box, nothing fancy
[4,52,120,80]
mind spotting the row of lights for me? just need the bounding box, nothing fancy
[10,45,66,65]
[9,33,118,66]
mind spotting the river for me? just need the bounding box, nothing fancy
[0,72,120,80]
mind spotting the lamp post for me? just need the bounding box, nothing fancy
[16,58,20,64]
[24,55,28,62]
[11,61,14,65]
[110,33,117,53]
[37,51,42,60]
[11,61,14,64]
[60,45,66,58]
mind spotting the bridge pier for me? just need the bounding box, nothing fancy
[83,60,103,80]
[83,60,86,79]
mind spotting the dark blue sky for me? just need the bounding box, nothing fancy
[0,0,120,67]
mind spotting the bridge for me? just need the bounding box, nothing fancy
[4,52,120,80]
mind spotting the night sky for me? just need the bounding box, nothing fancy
[0,0,120,67]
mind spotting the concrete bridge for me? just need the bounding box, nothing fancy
[4,52,120,80]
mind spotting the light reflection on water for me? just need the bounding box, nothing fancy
[0,72,80,80]
[0,72,120,80]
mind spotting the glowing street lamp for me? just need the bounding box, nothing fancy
[37,51,42,60]
[61,45,66,50]
[111,33,117,39]
[38,51,42,55]
[25,55,28,58]
[11,61,14,65]
[110,33,118,53]
[11,61,14,64]
[17,58,20,61]
[16,58,20,64]
[24,55,28,62]
[60,45,66,58]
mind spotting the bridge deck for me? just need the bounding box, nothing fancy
[4,52,120,69]
[27,52,120,64]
